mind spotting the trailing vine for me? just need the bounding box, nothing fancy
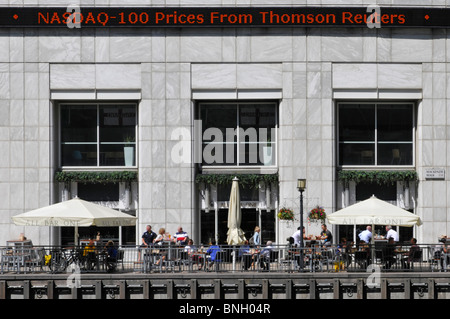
[55,171,138,184]
[195,173,279,188]
[337,170,418,185]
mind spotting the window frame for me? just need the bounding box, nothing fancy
[337,101,416,168]
[197,101,279,169]
[58,102,138,169]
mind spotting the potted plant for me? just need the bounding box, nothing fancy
[308,205,326,223]
[263,138,273,165]
[278,207,294,221]
[123,135,135,166]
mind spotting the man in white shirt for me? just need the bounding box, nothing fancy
[291,227,305,246]
[385,225,399,242]
[358,226,372,244]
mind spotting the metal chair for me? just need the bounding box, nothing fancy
[24,248,46,273]
[178,251,194,272]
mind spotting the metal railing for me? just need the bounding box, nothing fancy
[1,243,449,274]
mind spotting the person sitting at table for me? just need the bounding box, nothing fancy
[174,226,189,246]
[206,243,221,270]
[153,228,169,267]
[385,225,399,242]
[104,240,118,273]
[319,224,333,246]
[435,237,449,270]
[239,240,253,270]
[83,239,96,270]
[154,228,169,246]
[383,237,396,269]
[291,226,306,246]
[184,239,196,254]
[401,237,421,269]
[358,226,372,244]
[337,238,352,269]
[258,241,273,271]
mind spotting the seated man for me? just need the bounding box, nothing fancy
[401,238,421,269]
[104,240,118,272]
[382,237,396,269]
[258,241,273,271]
[173,227,189,246]
[206,244,221,269]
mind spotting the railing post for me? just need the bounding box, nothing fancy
[0,281,5,299]
[190,279,198,299]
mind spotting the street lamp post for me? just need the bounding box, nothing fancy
[297,179,306,271]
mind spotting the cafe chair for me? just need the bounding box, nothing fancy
[402,249,422,270]
[177,251,194,272]
[115,249,125,271]
[428,248,443,272]
[24,248,46,273]
[354,251,369,270]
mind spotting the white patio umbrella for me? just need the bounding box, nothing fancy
[328,194,422,267]
[327,195,422,228]
[226,177,246,246]
[12,196,137,246]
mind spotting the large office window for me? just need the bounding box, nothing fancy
[199,102,277,166]
[338,103,414,166]
[60,103,137,167]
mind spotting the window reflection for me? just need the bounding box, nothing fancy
[338,103,414,166]
[60,103,137,167]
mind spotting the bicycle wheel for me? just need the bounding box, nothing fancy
[49,253,67,273]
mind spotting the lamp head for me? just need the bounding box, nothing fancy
[297,179,306,192]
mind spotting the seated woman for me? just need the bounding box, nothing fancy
[83,240,96,270]
[104,240,118,272]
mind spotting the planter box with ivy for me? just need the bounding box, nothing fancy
[337,170,418,185]
[55,171,138,184]
[195,173,279,188]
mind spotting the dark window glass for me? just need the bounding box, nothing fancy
[199,103,277,166]
[77,183,119,202]
[377,104,413,142]
[60,104,136,167]
[338,103,414,166]
[356,182,397,201]
[339,104,375,142]
[61,105,97,143]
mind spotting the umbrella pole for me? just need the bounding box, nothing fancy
[371,223,375,267]
[74,224,78,248]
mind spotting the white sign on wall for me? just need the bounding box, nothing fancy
[424,168,445,180]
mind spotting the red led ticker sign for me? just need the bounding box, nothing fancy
[0,7,449,28]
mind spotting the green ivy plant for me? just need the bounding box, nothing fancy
[55,171,138,184]
[337,170,418,185]
[195,173,279,189]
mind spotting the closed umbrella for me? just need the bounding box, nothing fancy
[12,196,137,246]
[226,177,246,245]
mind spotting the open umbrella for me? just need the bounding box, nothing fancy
[327,195,422,228]
[226,177,246,245]
[12,196,137,246]
[328,195,422,265]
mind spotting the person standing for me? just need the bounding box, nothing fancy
[252,226,261,246]
[141,225,157,247]
[358,226,372,244]
[138,225,157,261]
[385,225,399,242]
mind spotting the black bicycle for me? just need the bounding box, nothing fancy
[48,248,83,273]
